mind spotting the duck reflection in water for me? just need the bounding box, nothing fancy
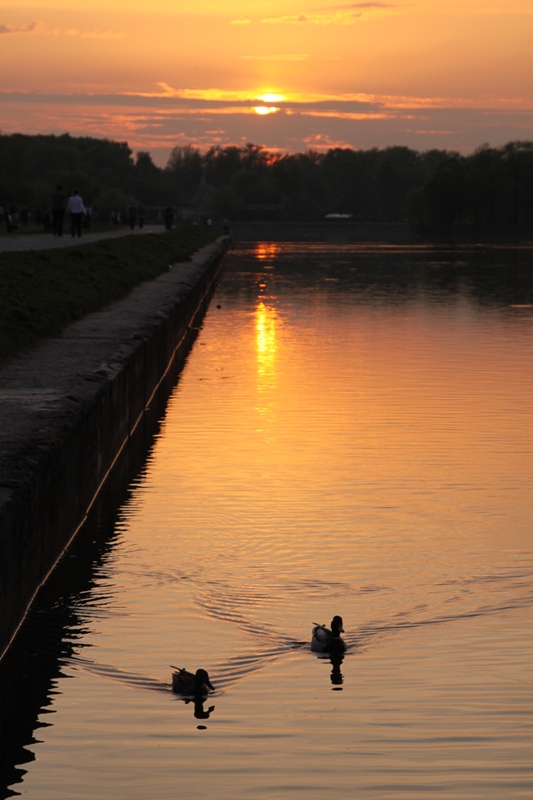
[329,651,345,688]
[190,698,216,720]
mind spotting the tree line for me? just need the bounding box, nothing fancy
[1,132,532,234]
[0,133,170,222]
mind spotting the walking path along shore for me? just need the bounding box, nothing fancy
[0,225,162,252]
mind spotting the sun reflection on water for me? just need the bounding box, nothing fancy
[255,300,278,403]
[254,243,281,262]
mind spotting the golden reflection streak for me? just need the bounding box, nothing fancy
[255,243,281,261]
[255,300,278,414]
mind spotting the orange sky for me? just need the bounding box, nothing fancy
[1,0,532,164]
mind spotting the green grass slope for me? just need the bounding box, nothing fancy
[0,226,219,367]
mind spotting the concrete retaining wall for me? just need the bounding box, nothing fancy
[0,237,228,657]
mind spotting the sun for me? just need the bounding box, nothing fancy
[253,106,280,116]
[253,91,286,113]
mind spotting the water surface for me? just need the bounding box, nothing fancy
[2,242,532,799]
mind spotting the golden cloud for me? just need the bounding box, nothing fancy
[114,85,531,112]
[261,6,394,24]
[149,84,261,101]
[57,28,127,39]
[300,110,389,119]
[320,2,394,9]
[241,54,310,61]
[5,84,530,116]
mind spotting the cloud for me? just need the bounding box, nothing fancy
[148,84,264,101]
[261,14,314,23]
[0,20,126,39]
[322,2,394,8]
[48,26,127,39]
[0,20,127,40]
[230,2,396,25]
[240,54,310,61]
[302,133,352,150]
[3,85,531,114]
[300,110,389,120]
[0,21,36,34]
[409,129,454,137]
[2,87,533,165]
[261,4,396,24]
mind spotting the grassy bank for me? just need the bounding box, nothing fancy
[0,226,219,368]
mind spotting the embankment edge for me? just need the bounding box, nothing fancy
[0,237,229,658]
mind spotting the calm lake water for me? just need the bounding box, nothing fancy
[1,240,533,799]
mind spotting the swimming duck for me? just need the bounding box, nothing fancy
[311,615,346,653]
[171,667,215,698]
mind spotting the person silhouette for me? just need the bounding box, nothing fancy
[67,188,86,237]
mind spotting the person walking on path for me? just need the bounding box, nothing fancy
[164,205,174,230]
[128,202,137,230]
[51,184,67,236]
[67,189,86,237]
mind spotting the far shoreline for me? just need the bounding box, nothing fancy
[230,219,533,247]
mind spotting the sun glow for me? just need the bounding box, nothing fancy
[257,93,286,103]
[1,0,530,161]
[254,106,280,115]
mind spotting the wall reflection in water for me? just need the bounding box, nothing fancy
[0,367,184,799]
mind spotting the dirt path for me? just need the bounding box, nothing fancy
[0,225,164,253]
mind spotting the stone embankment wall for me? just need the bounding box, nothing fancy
[0,238,228,657]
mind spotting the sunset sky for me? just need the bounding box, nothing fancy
[1,0,532,165]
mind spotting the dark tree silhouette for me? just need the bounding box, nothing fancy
[1,133,532,234]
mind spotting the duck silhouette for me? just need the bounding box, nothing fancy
[171,667,215,698]
[311,616,347,654]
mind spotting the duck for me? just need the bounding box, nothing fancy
[311,615,347,654]
[170,666,215,698]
